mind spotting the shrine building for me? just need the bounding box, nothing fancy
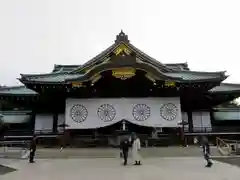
[1,31,240,145]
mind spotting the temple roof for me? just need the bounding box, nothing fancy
[20,70,226,83]
[18,31,227,84]
[0,82,239,96]
[0,86,37,95]
[52,62,190,73]
[209,83,240,93]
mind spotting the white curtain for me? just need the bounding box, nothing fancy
[57,114,65,132]
[192,112,211,132]
[181,112,189,131]
[65,98,182,129]
[34,114,53,133]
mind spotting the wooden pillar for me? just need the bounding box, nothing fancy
[53,113,58,133]
[187,111,193,132]
[31,112,36,135]
[187,111,193,144]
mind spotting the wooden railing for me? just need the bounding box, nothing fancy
[190,126,240,133]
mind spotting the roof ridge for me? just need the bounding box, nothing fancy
[127,43,172,71]
[221,82,240,86]
[169,70,226,75]
[20,71,68,78]
[71,43,117,72]
[0,85,25,90]
[54,64,81,67]
[165,62,188,65]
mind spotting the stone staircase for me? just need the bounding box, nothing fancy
[0,146,222,159]
[216,137,240,156]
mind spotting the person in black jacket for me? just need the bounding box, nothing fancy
[120,137,131,165]
[201,136,213,167]
[29,135,37,163]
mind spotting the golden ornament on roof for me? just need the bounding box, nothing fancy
[112,68,135,80]
[164,81,176,87]
[114,43,131,56]
[72,82,84,88]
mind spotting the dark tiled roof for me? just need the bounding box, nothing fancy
[52,62,190,73]
[210,83,240,93]
[165,63,189,70]
[1,82,239,96]
[165,71,225,81]
[0,86,37,95]
[19,31,227,84]
[20,72,81,83]
[20,70,225,83]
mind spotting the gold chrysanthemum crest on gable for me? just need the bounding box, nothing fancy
[112,67,136,80]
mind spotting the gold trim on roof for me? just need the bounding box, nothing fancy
[112,68,135,80]
[114,43,131,56]
[164,81,176,87]
[72,82,85,88]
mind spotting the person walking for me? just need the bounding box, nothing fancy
[201,136,213,167]
[120,136,131,165]
[29,135,37,163]
[132,134,141,165]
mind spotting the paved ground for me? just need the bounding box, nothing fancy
[213,157,240,167]
[1,157,240,180]
[0,146,221,159]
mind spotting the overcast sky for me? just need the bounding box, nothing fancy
[0,0,239,86]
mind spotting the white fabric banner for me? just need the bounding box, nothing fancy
[34,114,53,133]
[65,98,182,129]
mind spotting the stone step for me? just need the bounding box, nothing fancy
[0,146,222,159]
[0,146,220,158]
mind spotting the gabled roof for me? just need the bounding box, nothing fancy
[19,31,227,84]
[20,68,226,83]
[52,62,190,73]
[70,31,173,73]
[0,86,38,95]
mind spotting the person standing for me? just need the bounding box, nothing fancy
[120,137,131,165]
[201,136,213,167]
[132,134,141,165]
[29,135,37,163]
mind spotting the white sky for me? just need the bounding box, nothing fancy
[0,0,239,86]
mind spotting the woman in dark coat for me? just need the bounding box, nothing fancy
[29,135,37,163]
[201,136,213,167]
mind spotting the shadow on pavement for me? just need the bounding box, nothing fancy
[0,165,17,175]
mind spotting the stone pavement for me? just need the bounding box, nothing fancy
[1,157,240,180]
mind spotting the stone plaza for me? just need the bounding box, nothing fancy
[1,147,240,180]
